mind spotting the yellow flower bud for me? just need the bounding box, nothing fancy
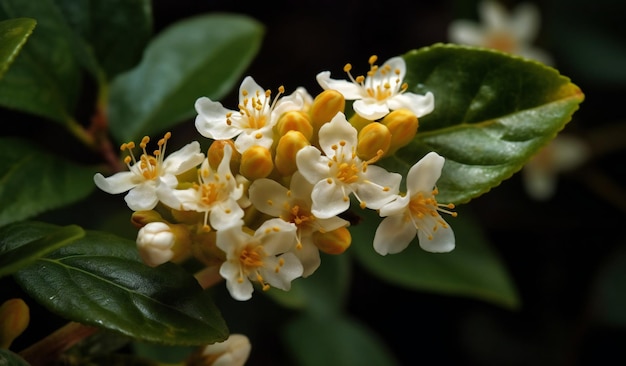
[208,140,240,173]
[310,90,345,133]
[357,122,391,160]
[274,130,311,177]
[240,146,273,179]
[276,111,313,141]
[348,113,374,132]
[313,226,351,255]
[0,298,30,349]
[381,109,419,155]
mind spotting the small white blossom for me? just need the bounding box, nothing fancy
[94,133,204,211]
[374,152,456,255]
[157,144,245,231]
[249,172,349,277]
[190,334,251,366]
[316,55,434,120]
[136,222,175,267]
[522,135,589,200]
[195,76,304,154]
[448,1,553,65]
[217,219,303,301]
[296,112,401,219]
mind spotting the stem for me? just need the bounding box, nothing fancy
[19,322,98,366]
[194,265,223,289]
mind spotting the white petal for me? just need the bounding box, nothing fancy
[161,141,205,175]
[124,183,159,211]
[448,21,487,46]
[259,253,303,290]
[511,2,540,42]
[356,180,399,210]
[310,179,350,219]
[256,218,297,254]
[194,97,240,140]
[373,214,416,255]
[234,128,273,153]
[292,236,321,278]
[386,92,435,118]
[480,1,509,30]
[379,193,410,217]
[352,99,390,120]
[239,76,265,100]
[522,165,555,201]
[550,135,589,171]
[220,262,253,301]
[317,112,358,155]
[407,152,445,194]
[296,146,331,184]
[380,56,406,80]
[316,71,363,99]
[210,201,244,231]
[249,179,288,217]
[94,171,137,194]
[417,219,455,253]
[289,171,314,203]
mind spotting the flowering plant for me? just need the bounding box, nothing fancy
[0,1,585,365]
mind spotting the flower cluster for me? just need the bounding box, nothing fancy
[94,55,457,301]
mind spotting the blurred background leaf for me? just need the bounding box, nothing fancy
[0,17,35,80]
[107,13,264,144]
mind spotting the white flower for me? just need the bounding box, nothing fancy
[522,135,589,200]
[316,55,434,120]
[191,334,251,366]
[94,133,205,211]
[136,222,175,267]
[374,152,456,255]
[157,144,245,231]
[249,172,349,277]
[296,112,401,219]
[448,1,553,65]
[217,219,303,301]
[195,76,304,154]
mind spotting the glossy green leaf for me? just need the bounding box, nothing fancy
[10,222,229,345]
[0,0,82,124]
[0,349,29,366]
[350,207,520,310]
[381,44,584,204]
[108,13,264,143]
[54,0,152,81]
[0,137,96,227]
[0,222,83,278]
[0,17,35,80]
[264,253,351,317]
[283,314,400,366]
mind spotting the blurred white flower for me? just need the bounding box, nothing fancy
[522,135,590,200]
[448,1,553,65]
[188,334,251,366]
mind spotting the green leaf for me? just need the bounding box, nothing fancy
[0,17,36,80]
[54,0,152,81]
[108,13,264,143]
[264,253,351,317]
[382,44,584,204]
[0,349,30,366]
[11,223,229,345]
[283,314,400,366]
[350,207,520,310]
[0,222,84,278]
[0,137,96,227]
[0,0,83,124]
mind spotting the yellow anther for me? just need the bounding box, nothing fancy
[356,75,365,83]
[278,85,285,93]
[343,63,352,72]
[368,55,378,65]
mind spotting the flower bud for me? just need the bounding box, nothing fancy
[136,222,191,266]
[348,113,374,132]
[276,111,313,141]
[240,145,273,179]
[312,226,351,255]
[357,122,391,160]
[0,298,30,349]
[131,210,165,228]
[310,90,345,133]
[274,130,311,177]
[208,140,240,173]
[186,334,251,366]
[381,109,419,155]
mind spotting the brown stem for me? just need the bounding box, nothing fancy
[19,322,98,366]
[89,103,125,173]
[194,265,224,290]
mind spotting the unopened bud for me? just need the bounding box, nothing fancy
[240,146,273,179]
[276,111,313,141]
[357,122,391,160]
[348,113,374,132]
[310,90,345,133]
[187,334,251,366]
[0,298,30,349]
[136,222,191,266]
[313,226,351,255]
[275,131,311,176]
[381,109,418,154]
[131,210,164,228]
[208,140,240,173]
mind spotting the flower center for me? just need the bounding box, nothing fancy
[343,55,408,102]
[239,245,264,268]
[228,86,285,130]
[121,132,171,181]
[329,140,361,184]
[408,189,457,240]
[485,31,517,53]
